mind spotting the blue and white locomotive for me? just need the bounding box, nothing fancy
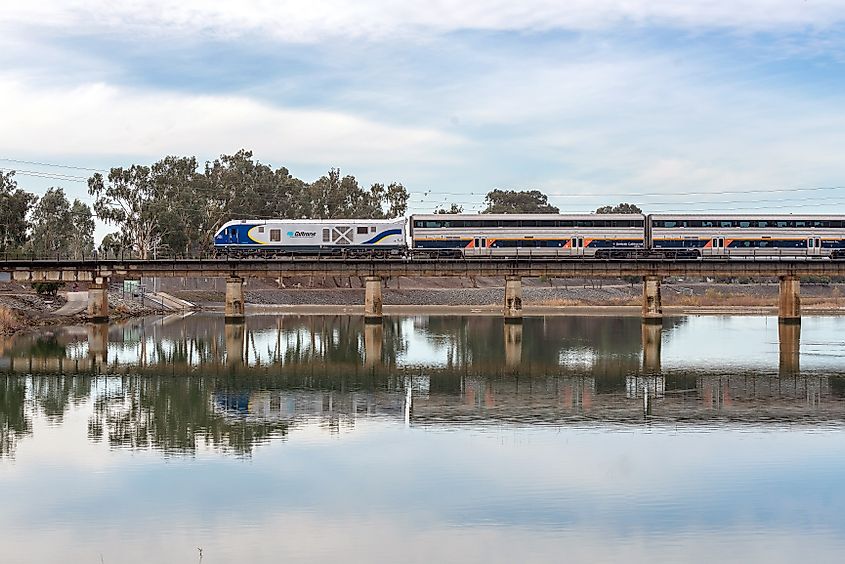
[213,218,406,255]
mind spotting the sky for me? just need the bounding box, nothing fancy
[1,0,845,241]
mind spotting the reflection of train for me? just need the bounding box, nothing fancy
[213,214,845,259]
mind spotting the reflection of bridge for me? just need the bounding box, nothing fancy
[0,314,805,378]
[0,256,828,323]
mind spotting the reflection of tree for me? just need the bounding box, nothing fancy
[30,375,93,423]
[88,376,289,456]
[0,377,30,457]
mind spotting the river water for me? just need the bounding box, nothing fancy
[2,314,845,563]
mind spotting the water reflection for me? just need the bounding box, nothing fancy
[2,314,845,459]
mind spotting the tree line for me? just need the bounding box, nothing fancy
[436,189,640,215]
[0,170,94,258]
[1,149,641,258]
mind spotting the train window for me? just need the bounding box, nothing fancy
[323,228,330,242]
[664,221,676,228]
[776,221,787,228]
[720,221,732,228]
[258,226,265,233]
[795,221,806,228]
[413,221,424,228]
[757,221,768,228]
[739,221,750,228]
[357,226,369,235]
[371,226,377,232]
[702,221,713,227]
[812,221,824,228]
[521,220,538,227]
[270,229,281,242]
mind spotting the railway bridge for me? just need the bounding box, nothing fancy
[0,256,841,324]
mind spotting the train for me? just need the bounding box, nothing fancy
[213,214,845,259]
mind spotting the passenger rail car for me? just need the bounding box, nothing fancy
[213,218,406,256]
[409,214,646,257]
[650,215,845,258]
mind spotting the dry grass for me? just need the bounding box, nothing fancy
[0,305,21,334]
[535,297,640,307]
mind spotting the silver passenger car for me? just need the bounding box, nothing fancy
[650,214,845,258]
[410,214,645,257]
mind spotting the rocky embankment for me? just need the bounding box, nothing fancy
[0,282,162,334]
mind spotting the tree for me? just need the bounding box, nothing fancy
[28,188,73,256]
[482,189,559,214]
[596,203,642,214]
[150,156,208,255]
[88,166,159,259]
[70,200,95,258]
[369,182,409,219]
[98,232,128,258]
[303,168,409,219]
[434,203,464,214]
[0,171,36,255]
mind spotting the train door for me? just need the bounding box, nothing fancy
[712,237,726,255]
[473,238,487,254]
[807,237,822,256]
[571,236,585,256]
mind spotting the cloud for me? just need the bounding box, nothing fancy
[0,74,463,168]
[4,0,845,43]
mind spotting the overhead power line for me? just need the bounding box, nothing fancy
[4,157,845,209]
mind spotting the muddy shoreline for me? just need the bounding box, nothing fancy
[4,282,845,336]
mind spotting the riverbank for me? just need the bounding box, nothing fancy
[0,285,161,335]
[4,281,845,335]
[171,282,845,313]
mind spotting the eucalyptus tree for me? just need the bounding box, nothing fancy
[305,168,409,219]
[69,200,95,258]
[88,166,159,259]
[482,189,559,214]
[0,171,36,254]
[434,203,464,214]
[27,188,94,258]
[28,187,73,256]
[596,203,642,214]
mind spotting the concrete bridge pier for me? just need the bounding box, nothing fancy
[364,276,383,324]
[778,322,801,375]
[87,277,109,322]
[504,322,523,368]
[779,275,801,324]
[225,277,245,323]
[641,322,662,374]
[642,276,663,324]
[363,322,384,367]
[504,276,523,323]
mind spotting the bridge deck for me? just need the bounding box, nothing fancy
[2,256,845,280]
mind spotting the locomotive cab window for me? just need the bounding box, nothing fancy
[357,226,369,235]
[270,229,281,242]
[322,228,330,242]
